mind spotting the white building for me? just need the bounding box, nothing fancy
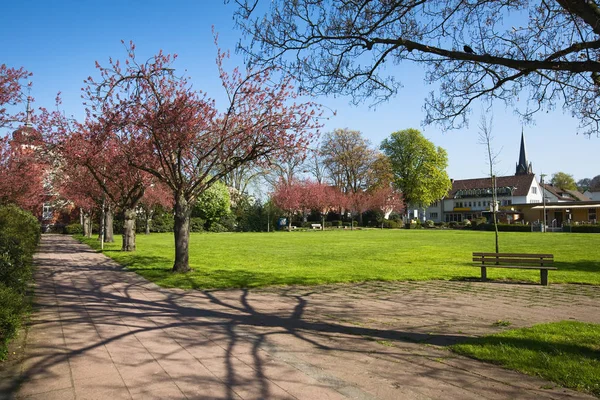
[424,132,542,223]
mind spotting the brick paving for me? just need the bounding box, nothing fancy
[1,234,599,399]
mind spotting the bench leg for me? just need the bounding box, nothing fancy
[540,269,549,286]
[481,266,487,281]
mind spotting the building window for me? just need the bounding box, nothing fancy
[478,201,482,207]
[589,208,597,222]
[42,203,53,220]
[430,201,438,207]
[445,213,463,222]
[532,187,537,194]
[429,212,438,219]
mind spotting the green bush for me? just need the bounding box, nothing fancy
[448,221,459,229]
[383,220,401,229]
[208,222,229,233]
[435,221,447,228]
[425,220,435,228]
[0,205,40,256]
[0,283,25,359]
[151,210,174,232]
[64,223,83,235]
[190,217,205,232]
[0,205,40,360]
[571,225,600,233]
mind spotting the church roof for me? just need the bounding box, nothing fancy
[515,130,533,175]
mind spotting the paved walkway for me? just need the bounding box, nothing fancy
[2,235,599,399]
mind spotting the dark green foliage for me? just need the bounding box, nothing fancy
[150,208,175,232]
[208,222,229,233]
[0,205,40,360]
[381,220,401,229]
[190,218,205,233]
[0,284,25,359]
[64,223,83,235]
[571,225,600,233]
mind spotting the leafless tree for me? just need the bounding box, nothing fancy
[234,0,600,135]
[478,114,500,253]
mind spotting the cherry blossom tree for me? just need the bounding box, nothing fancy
[0,135,46,213]
[85,42,321,272]
[0,65,31,129]
[304,181,340,229]
[369,186,403,228]
[271,179,305,231]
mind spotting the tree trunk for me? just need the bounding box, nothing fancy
[83,212,91,237]
[321,214,325,230]
[122,208,136,251]
[145,209,153,235]
[105,208,114,242]
[173,195,192,273]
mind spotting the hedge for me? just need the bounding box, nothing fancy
[0,205,40,360]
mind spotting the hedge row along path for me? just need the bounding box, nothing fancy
[2,234,599,399]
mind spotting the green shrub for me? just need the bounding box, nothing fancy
[208,222,229,233]
[0,283,25,359]
[448,221,459,229]
[190,218,205,232]
[151,211,174,232]
[382,220,401,229]
[64,223,83,235]
[0,205,40,256]
[571,225,600,233]
[425,220,435,228]
[435,221,447,228]
[0,205,39,360]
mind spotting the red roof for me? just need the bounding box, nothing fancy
[449,175,536,199]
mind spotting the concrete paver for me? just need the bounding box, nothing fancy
[1,234,599,399]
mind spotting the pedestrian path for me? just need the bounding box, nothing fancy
[2,235,596,399]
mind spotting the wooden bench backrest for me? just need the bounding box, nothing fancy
[473,252,553,266]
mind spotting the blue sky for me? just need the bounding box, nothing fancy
[2,1,597,182]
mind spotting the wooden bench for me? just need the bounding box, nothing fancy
[472,252,557,286]
[311,223,322,230]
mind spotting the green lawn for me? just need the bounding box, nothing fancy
[77,229,600,289]
[451,321,600,397]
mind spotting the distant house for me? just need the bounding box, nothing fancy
[583,189,600,201]
[541,184,590,202]
[424,132,542,224]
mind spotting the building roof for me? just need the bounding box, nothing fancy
[541,184,589,201]
[449,174,535,199]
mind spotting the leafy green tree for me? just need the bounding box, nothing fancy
[550,172,578,190]
[193,181,231,229]
[381,129,451,219]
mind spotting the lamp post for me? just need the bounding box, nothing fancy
[540,174,547,232]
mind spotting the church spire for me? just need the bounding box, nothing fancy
[515,129,533,175]
[25,95,32,127]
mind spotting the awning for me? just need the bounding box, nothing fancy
[530,204,600,210]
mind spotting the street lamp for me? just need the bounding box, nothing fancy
[540,174,547,232]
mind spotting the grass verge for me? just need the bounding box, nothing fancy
[451,321,600,397]
[77,229,600,289]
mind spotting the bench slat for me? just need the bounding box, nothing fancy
[472,264,557,270]
[473,252,553,258]
[473,257,554,264]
